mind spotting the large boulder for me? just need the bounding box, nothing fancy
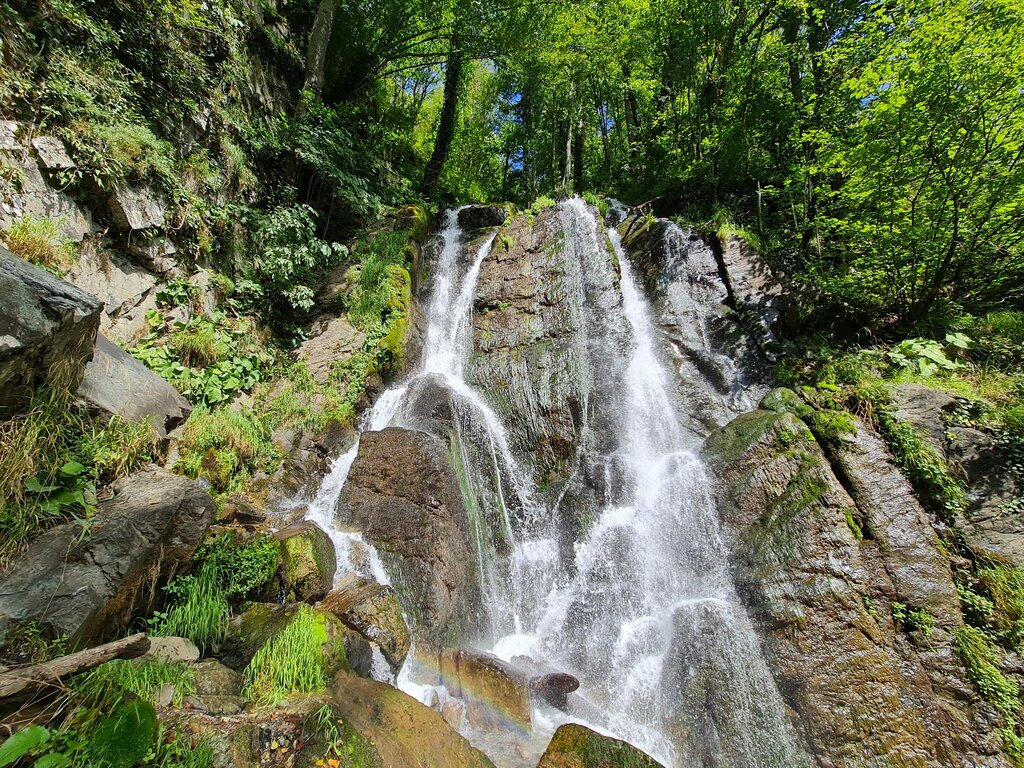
[0,245,101,416]
[438,648,531,732]
[717,233,804,341]
[320,573,411,673]
[328,672,497,768]
[0,469,214,646]
[66,242,158,345]
[77,334,192,438]
[703,408,1009,767]
[537,724,665,768]
[336,427,481,648]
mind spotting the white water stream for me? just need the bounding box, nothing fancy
[301,200,801,767]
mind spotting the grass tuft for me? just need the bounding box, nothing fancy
[1,215,76,273]
[242,605,331,705]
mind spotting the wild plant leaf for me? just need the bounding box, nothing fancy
[0,725,50,766]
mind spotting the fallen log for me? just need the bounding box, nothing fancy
[0,633,151,699]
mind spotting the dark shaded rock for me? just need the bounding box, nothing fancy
[0,469,214,646]
[718,233,804,338]
[537,723,664,768]
[127,235,178,275]
[77,333,192,438]
[458,205,507,230]
[439,648,531,731]
[529,672,579,711]
[193,659,243,697]
[271,521,337,603]
[329,671,498,768]
[703,409,1009,768]
[320,573,411,673]
[336,427,480,648]
[0,245,101,416]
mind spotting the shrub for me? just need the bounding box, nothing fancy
[174,406,279,492]
[1,215,76,273]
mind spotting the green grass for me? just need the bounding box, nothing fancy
[955,625,1024,762]
[74,658,197,709]
[149,560,229,651]
[1,214,76,273]
[242,605,332,705]
[174,406,279,493]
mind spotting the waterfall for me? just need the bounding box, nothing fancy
[301,200,803,767]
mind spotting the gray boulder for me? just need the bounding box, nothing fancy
[77,334,191,438]
[718,233,803,339]
[0,469,215,646]
[107,184,166,231]
[0,245,101,416]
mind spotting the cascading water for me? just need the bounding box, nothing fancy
[300,200,804,767]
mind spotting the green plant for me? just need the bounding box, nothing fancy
[886,336,966,377]
[956,625,1024,760]
[87,699,158,768]
[173,406,278,492]
[805,408,857,447]
[74,659,196,709]
[149,560,229,649]
[242,605,331,705]
[891,601,934,636]
[156,279,200,308]
[0,725,51,767]
[1,215,76,273]
[170,319,223,367]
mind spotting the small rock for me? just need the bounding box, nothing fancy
[537,723,665,768]
[320,573,411,673]
[273,521,337,603]
[439,648,531,731]
[145,636,200,664]
[108,184,166,231]
[529,672,579,711]
[193,659,244,697]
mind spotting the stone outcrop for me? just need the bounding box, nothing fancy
[77,333,192,438]
[320,573,411,673]
[0,469,215,646]
[296,315,366,385]
[716,233,803,344]
[0,245,102,416]
[67,242,159,345]
[335,427,481,647]
[537,723,665,768]
[107,184,167,232]
[703,405,1009,767]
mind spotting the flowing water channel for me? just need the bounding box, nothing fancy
[301,200,803,767]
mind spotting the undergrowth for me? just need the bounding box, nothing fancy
[1,214,76,273]
[242,604,332,705]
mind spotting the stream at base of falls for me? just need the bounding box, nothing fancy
[297,200,803,768]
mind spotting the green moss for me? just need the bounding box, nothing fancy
[844,507,864,539]
[303,705,381,768]
[805,408,857,447]
[88,699,159,768]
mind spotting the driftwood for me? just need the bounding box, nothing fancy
[0,633,151,699]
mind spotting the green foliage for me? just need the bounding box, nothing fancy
[886,338,964,377]
[173,406,279,492]
[149,559,229,650]
[1,214,76,273]
[61,121,174,189]
[87,699,158,768]
[75,659,196,709]
[156,279,200,308]
[955,625,1024,761]
[242,605,331,705]
[891,602,934,637]
[0,725,51,767]
[0,385,155,567]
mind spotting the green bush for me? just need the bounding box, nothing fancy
[174,406,279,493]
[955,625,1024,760]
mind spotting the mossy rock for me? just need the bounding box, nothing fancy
[222,602,349,680]
[537,724,665,768]
[269,521,337,603]
[759,387,814,418]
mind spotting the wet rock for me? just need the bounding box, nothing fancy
[0,245,101,416]
[0,469,215,646]
[537,723,664,768]
[144,636,200,664]
[107,184,166,231]
[439,648,531,731]
[703,409,1008,768]
[337,427,481,648]
[77,333,192,438]
[529,672,579,711]
[272,521,337,603]
[328,671,497,768]
[892,383,956,454]
[296,315,366,386]
[759,386,813,417]
[822,415,961,624]
[458,205,508,230]
[219,496,268,527]
[320,573,411,672]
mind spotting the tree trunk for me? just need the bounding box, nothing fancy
[298,0,337,116]
[0,634,151,700]
[419,37,464,199]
